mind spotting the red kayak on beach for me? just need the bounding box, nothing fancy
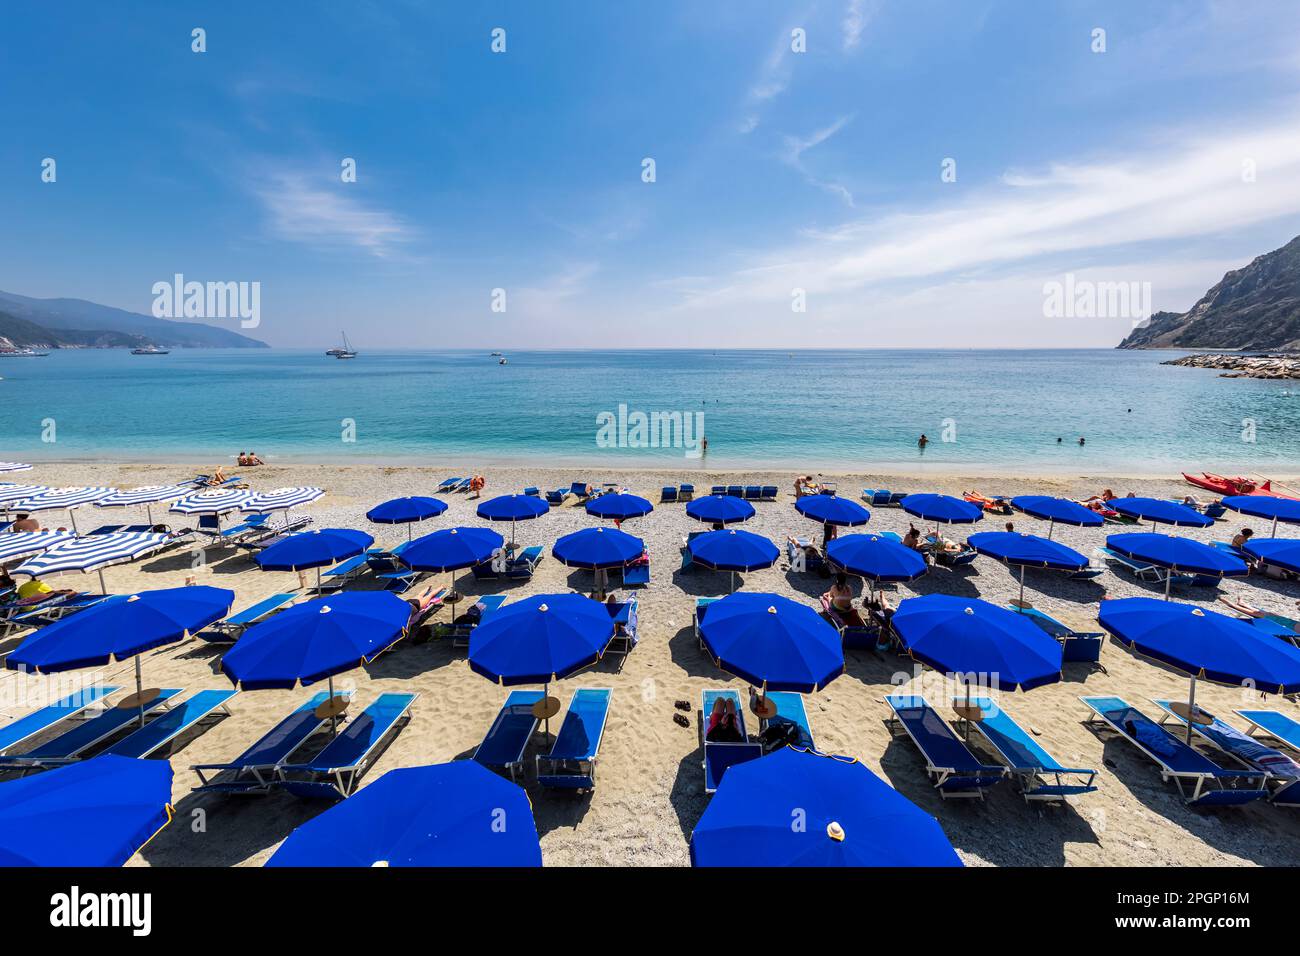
[1181,472,1300,500]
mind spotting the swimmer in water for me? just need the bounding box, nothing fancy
[918,434,929,449]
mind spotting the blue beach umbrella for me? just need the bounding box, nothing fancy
[366,496,448,541]
[6,585,234,727]
[1222,495,1300,538]
[0,757,173,866]
[795,494,870,545]
[698,591,843,693]
[900,493,983,538]
[891,594,1063,693]
[401,526,505,611]
[585,492,654,521]
[476,494,549,546]
[266,762,541,867]
[1099,597,1300,742]
[686,494,755,526]
[1243,538,1300,575]
[825,534,927,594]
[690,747,961,868]
[1106,496,1212,529]
[469,593,616,737]
[1105,532,1248,599]
[255,528,375,592]
[967,531,1089,604]
[1010,495,1104,539]
[688,528,780,592]
[552,526,645,594]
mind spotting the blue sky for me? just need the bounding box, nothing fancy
[4,0,1300,348]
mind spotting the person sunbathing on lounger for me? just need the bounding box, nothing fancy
[1083,489,1115,504]
[823,573,866,627]
[902,525,924,551]
[706,695,743,743]
[11,513,39,532]
[15,577,75,603]
[1232,528,1254,549]
[205,467,228,487]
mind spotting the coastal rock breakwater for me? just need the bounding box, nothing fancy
[1164,353,1300,379]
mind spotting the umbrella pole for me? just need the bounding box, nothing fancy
[97,568,107,595]
[328,675,338,734]
[1185,676,1197,745]
[963,679,973,741]
[1047,518,1055,541]
[1164,570,1173,601]
[146,504,154,527]
[135,655,146,728]
[1018,566,1026,606]
[70,510,79,535]
[1273,517,1279,538]
[407,524,413,542]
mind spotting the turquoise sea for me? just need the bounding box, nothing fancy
[2,348,1298,474]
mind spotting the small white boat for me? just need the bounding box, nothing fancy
[0,347,49,357]
[498,357,508,365]
[328,332,357,359]
[131,344,169,355]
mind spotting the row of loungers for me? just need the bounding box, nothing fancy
[474,688,613,792]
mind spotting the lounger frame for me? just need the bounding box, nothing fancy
[885,695,1005,799]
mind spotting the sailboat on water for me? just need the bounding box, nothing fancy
[326,332,357,359]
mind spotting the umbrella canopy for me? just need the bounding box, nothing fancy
[1009,495,1103,536]
[0,757,172,866]
[14,532,172,593]
[0,530,75,563]
[900,493,983,525]
[552,526,644,569]
[687,528,780,572]
[1222,494,1300,537]
[1243,538,1300,575]
[476,494,550,523]
[1106,497,1212,528]
[240,486,324,513]
[1099,597,1300,694]
[690,747,961,867]
[891,594,1063,691]
[94,484,192,509]
[0,484,48,504]
[825,534,927,583]
[795,495,871,527]
[12,486,114,533]
[698,592,843,692]
[221,591,412,689]
[366,496,448,525]
[469,593,615,685]
[400,526,504,572]
[1105,532,1248,578]
[255,529,374,571]
[169,488,255,515]
[266,762,541,867]
[6,586,234,673]
[0,463,32,473]
[686,495,755,525]
[586,493,654,521]
[967,532,1088,571]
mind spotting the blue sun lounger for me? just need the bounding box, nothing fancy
[192,691,353,793]
[765,691,814,749]
[1237,709,1300,755]
[1153,700,1300,807]
[536,688,613,791]
[447,594,508,648]
[5,591,111,631]
[694,596,721,647]
[957,697,1096,802]
[0,686,121,756]
[102,689,237,759]
[0,689,183,770]
[710,486,726,496]
[604,598,638,657]
[1009,604,1104,664]
[545,487,570,505]
[472,545,543,580]
[319,551,380,589]
[475,689,544,781]
[1081,696,1267,806]
[436,477,462,491]
[885,695,1006,798]
[619,560,650,587]
[88,523,153,536]
[1096,548,1195,587]
[661,486,679,503]
[202,592,297,644]
[275,692,417,798]
[744,486,762,500]
[861,489,906,506]
[702,689,762,794]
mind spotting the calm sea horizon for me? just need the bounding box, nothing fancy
[2,347,1298,476]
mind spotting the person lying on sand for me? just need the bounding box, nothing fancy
[205,467,228,487]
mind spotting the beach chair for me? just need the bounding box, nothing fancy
[605,598,638,657]
[472,545,543,581]
[819,482,838,496]
[661,486,679,503]
[726,485,743,498]
[764,691,814,749]
[453,478,473,492]
[101,689,237,759]
[929,539,977,567]
[1204,501,1227,520]
[87,523,152,536]
[536,688,613,792]
[437,477,462,491]
[743,485,762,500]
[318,551,377,590]
[694,596,721,647]
[1212,541,1251,562]
[570,481,594,501]
[680,529,707,570]
[446,594,508,648]
[1153,700,1300,807]
[275,692,417,798]
[1009,604,1104,664]
[1096,547,1194,587]
[957,697,1096,802]
[786,536,825,574]
[710,485,727,496]
[701,689,762,794]
[1068,566,1106,581]
[523,487,540,497]
[620,561,650,587]
[760,486,778,501]
[680,484,695,501]
[192,691,352,793]
[821,598,882,651]
[5,592,113,631]
[0,686,121,756]
[885,695,1006,798]
[0,689,183,771]
[201,592,296,644]
[1236,709,1300,757]
[1080,696,1267,806]
[475,689,544,781]
[545,487,570,506]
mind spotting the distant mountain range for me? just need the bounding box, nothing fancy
[1119,235,1300,350]
[0,290,269,349]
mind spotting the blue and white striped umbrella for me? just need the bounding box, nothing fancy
[0,484,49,505]
[95,485,193,525]
[0,531,76,563]
[0,463,32,473]
[11,487,115,534]
[170,489,255,515]
[14,532,171,593]
[240,486,324,513]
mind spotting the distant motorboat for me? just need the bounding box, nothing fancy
[131,344,169,355]
[0,347,49,357]
[499,357,508,365]
[490,352,503,357]
[328,332,357,359]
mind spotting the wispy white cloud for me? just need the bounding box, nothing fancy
[841,0,878,51]
[737,23,802,133]
[782,115,856,205]
[253,172,416,258]
[514,262,599,317]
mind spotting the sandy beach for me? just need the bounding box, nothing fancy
[7,460,1300,868]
